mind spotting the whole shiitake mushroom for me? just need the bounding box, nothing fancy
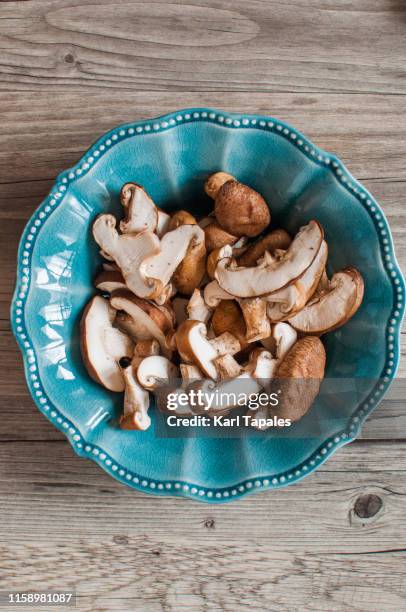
[204,172,235,200]
[274,336,326,423]
[214,179,271,238]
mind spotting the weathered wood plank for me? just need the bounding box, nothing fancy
[1,539,405,612]
[0,440,405,555]
[0,92,405,187]
[1,0,406,95]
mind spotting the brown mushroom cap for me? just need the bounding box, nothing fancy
[274,336,326,422]
[204,221,238,252]
[211,300,248,349]
[168,210,197,231]
[237,229,292,267]
[94,270,126,293]
[172,237,206,295]
[215,180,271,238]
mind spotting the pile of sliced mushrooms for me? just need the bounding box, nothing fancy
[81,172,364,431]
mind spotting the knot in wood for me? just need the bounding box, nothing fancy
[354,494,383,519]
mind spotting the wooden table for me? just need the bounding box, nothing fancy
[1,2,405,610]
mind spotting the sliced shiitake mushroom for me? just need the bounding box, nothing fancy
[80,296,133,392]
[156,208,171,238]
[120,358,151,431]
[110,290,173,355]
[237,229,292,267]
[239,298,271,342]
[187,289,212,324]
[266,240,328,322]
[169,214,207,295]
[93,214,162,298]
[145,224,205,294]
[137,356,179,390]
[215,220,324,298]
[175,320,219,380]
[120,182,158,234]
[206,245,233,280]
[287,268,364,334]
[94,270,127,294]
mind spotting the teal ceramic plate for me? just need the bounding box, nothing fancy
[11,109,405,503]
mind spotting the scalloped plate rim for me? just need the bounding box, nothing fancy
[10,107,406,503]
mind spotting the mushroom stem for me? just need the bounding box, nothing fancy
[213,354,242,381]
[239,298,271,342]
[187,289,212,324]
[180,363,203,386]
[120,360,151,431]
[209,332,241,357]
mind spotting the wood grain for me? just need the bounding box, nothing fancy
[1,440,405,550]
[1,441,406,610]
[1,2,405,610]
[0,1,406,94]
